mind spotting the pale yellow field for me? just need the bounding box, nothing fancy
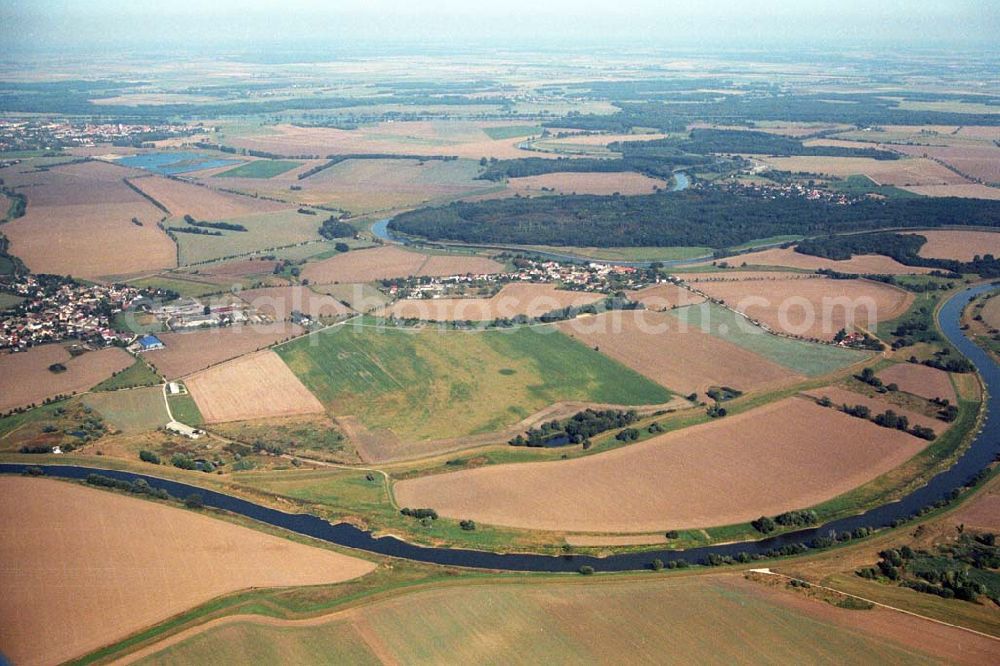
[759,155,966,186]
[713,247,933,275]
[302,245,503,285]
[388,282,603,321]
[899,183,1000,199]
[507,171,666,195]
[910,229,1000,261]
[125,175,287,220]
[186,350,324,423]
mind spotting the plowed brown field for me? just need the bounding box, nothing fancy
[712,247,933,275]
[126,175,287,220]
[142,323,302,379]
[388,282,603,321]
[0,345,133,412]
[395,397,929,532]
[0,476,374,666]
[801,386,942,434]
[910,229,1000,262]
[626,283,705,310]
[878,363,957,403]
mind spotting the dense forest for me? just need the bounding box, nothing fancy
[675,129,899,159]
[389,189,1000,249]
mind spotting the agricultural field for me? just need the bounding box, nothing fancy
[669,303,871,376]
[692,276,913,340]
[982,294,1000,329]
[142,322,302,379]
[309,282,390,313]
[0,345,134,413]
[302,245,503,285]
[899,183,1000,199]
[125,174,287,220]
[801,386,944,435]
[213,159,303,179]
[625,283,706,310]
[287,158,498,213]
[186,351,324,424]
[894,144,1000,183]
[909,229,1000,261]
[757,155,967,187]
[238,285,353,320]
[387,282,604,321]
[877,363,957,403]
[227,120,562,160]
[126,575,951,665]
[170,209,327,265]
[275,322,671,451]
[0,476,375,666]
[506,171,666,196]
[1,160,176,278]
[82,385,169,434]
[711,246,933,275]
[557,310,799,396]
[210,414,355,461]
[91,358,161,391]
[395,397,930,532]
[527,245,712,262]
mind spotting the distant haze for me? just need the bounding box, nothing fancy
[1,0,997,55]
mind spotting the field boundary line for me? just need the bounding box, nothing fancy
[750,569,1000,642]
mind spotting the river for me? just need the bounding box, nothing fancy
[2,285,997,572]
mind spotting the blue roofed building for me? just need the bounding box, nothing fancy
[136,334,164,351]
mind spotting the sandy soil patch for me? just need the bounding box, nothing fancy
[877,363,957,403]
[626,283,705,310]
[0,476,374,666]
[395,397,929,532]
[899,183,1000,200]
[142,323,302,379]
[3,161,175,278]
[716,247,933,275]
[0,345,133,412]
[801,386,942,433]
[302,245,502,285]
[909,229,1000,262]
[759,155,967,186]
[239,285,352,320]
[894,144,1000,183]
[126,175,287,220]
[388,282,603,321]
[693,277,912,340]
[558,311,800,396]
[507,171,665,196]
[228,121,558,160]
[187,350,324,423]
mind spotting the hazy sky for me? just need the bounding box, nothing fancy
[2,0,998,54]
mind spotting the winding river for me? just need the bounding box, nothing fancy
[2,283,998,572]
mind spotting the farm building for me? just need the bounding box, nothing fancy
[137,335,164,351]
[166,421,202,439]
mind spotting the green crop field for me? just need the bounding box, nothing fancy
[213,160,303,179]
[91,359,161,391]
[173,209,325,265]
[275,323,671,441]
[671,303,870,376]
[132,577,937,665]
[84,386,169,434]
[481,125,543,140]
[167,392,203,426]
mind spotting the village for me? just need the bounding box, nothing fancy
[0,118,204,152]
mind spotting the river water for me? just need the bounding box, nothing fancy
[3,283,997,572]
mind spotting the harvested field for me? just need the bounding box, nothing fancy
[758,155,966,186]
[693,277,912,340]
[286,158,496,213]
[565,534,667,547]
[878,363,957,403]
[396,397,930,532]
[981,294,1000,330]
[187,258,281,280]
[187,351,324,424]
[124,575,949,666]
[387,282,603,321]
[909,229,1000,262]
[310,283,390,314]
[142,323,302,379]
[171,209,326,265]
[302,245,503,285]
[239,285,352,320]
[681,270,816,282]
[626,283,705,310]
[951,488,1000,532]
[557,311,798,396]
[507,171,665,195]
[276,322,670,446]
[899,183,1000,199]
[82,386,169,434]
[3,161,175,278]
[801,386,942,434]
[0,345,133,412]
[228,121,558,160]
[894,144,1000,183]
[670,303,871,376]
[126,175,286,220]
[0,476,375,666]
[715,247,933,275]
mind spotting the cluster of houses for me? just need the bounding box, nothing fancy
[150,297,264,330]
[0,119,204,152]
[0,276,144,351]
